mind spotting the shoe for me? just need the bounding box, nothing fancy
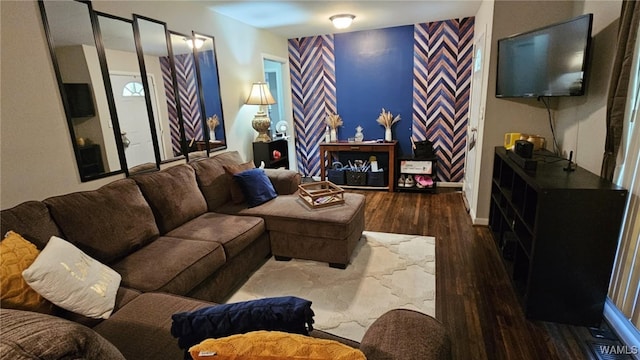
[405,175,415,187]
[416,175,434,188]
[398,174,406,187]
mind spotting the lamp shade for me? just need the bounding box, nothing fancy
[245,82,276,105]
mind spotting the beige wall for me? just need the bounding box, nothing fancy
[556,1,622,174]
[473,0,621,222]
[0,1,290,208]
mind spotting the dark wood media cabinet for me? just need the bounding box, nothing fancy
[253,139,289,169]
[489,146,627,326]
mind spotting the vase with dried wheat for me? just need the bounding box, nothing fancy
[376,108,400,142]
[207,115,219,142]
[326,113,343,142]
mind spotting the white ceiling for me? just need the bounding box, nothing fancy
[207,1,483,38]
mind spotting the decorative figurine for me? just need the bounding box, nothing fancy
[355,126,364,142]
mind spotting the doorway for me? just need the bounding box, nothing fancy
[463,30,487,224]
[263,59,285,138]
[109,73,157,168]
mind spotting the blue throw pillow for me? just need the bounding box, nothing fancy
[170,296,315,350]
[233,168,278,207]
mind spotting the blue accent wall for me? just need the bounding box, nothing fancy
[198,49,224,140]
[335,25,414,155]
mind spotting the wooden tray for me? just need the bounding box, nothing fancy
[298,181,345,209]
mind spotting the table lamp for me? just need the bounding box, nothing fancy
[245,82,276,142]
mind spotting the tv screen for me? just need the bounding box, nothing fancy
[64,83,96,118]
[496,14,593,98]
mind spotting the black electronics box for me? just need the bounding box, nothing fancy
[514,140,534,158]
[507,150,537,171]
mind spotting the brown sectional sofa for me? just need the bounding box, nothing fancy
[0,151,451,359]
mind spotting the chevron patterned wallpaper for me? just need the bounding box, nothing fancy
[159,57,182,157]
[290,18,473,182]
[160,54,203,156]
[414,18,474,182]
[288,35,337,177]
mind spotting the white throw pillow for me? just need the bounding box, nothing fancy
[22,236,121,319]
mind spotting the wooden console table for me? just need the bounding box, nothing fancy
[319,141,398,192]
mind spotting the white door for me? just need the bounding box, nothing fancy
[463,32,486,212]
[110,74,156,168]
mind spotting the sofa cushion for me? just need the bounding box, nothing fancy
[22,236,121,319]
[166,212,265,259]
[219,193,365,240]
[0,200,62,249]
[234,168,278,208]
[93,292,212,360]
[0,308,125,360]
[190,151,244,210]
[57,287,141,328]
[111,236,226,295]
[44,178,159,264]
[0,231,53,313]
[133,164,207,234]
[224,160,255,204]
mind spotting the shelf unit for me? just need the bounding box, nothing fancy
[78,144,104,179]
[253,139,289,169]
[396,156,437,193]
[489,146,627,326]
[319,141,397,192]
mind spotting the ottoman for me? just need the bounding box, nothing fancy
[225,193,365,268]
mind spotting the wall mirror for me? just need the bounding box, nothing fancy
[192,32,227,153]
[169,31,207,159]
[96,12,159,174]
[39,0,125,181]
[133,15,185,162]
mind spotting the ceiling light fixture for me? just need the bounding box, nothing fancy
[330,14,355,30]
[185,37,205,49]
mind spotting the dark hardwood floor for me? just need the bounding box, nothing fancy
[354,189,604,360]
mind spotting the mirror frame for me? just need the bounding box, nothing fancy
[133,14,188,165]
[40,1,230,180]
[191,31,227,155]
[168,30,208,160]
[96,11,161,174]
[39,0,127,181]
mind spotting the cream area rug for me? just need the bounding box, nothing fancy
[226,231,436,342]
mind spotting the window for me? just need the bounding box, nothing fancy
[122,81,144,97]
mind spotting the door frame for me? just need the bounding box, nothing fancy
[261,53,295,171]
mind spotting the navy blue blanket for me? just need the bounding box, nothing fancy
[170,296,315,350]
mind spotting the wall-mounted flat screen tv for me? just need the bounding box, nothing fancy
[496,14,593,98]
[64,83,96,118]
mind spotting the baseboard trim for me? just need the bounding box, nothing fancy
[438,181,463,188]
[604,298,640,359]
[470,210,489,226]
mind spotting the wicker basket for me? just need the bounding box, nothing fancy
[367,170,387,186]
[346,171,367,186]
[327,169,346,185]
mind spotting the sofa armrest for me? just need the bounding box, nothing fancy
[360,309,451,360]
[264,169,301,195]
